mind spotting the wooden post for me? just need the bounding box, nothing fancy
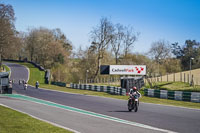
[180,72,182,82]
[173,73,175,82]
[167,74,168,82]
[184,73,185,83]
[190,74,194,86]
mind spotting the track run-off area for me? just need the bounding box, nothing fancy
[1,62,200,133]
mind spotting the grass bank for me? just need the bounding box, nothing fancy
[3,64,10,72]
[0,105,72,133]
[6,61,200,109]
[145,81,200,92]
[1,64,10,72]
[10,62,45,86]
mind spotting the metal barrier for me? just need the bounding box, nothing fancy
[51,81,66,87]
[144,88,200,103]
[70,83,126,96]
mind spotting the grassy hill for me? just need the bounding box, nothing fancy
[145,81,200,92]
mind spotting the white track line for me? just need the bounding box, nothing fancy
[2,94,177,133]
[0,103,80,133]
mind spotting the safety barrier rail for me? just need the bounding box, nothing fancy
[51,81,66,87]
[70,83,126,96]
[144,88,200,103]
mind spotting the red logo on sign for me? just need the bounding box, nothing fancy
[135,67,144,74]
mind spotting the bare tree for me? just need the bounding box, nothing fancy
[123,26,138,57]
[52,28,73,56]
[111,24,124,64]
[149,40,171,63]
[90,17,114,78]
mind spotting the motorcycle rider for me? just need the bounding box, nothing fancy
[8,80,12,89]
[24,81,28,90]
[35,81,39,89]
[129,86,141,100]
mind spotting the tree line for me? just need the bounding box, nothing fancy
[1,3,200,83]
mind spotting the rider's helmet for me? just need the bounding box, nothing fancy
[133,87,137,91]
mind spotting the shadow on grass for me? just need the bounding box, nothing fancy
[145,82,173,89]
[154,82,173,89]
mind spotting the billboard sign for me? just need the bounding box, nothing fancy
[109,65,146,75]
[100,65,110,74]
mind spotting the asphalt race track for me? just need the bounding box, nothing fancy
[1,62,200,133]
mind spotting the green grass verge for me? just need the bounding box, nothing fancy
[0,105,72,133]
[10,62,45,86]
[145,81,200,92]
[3,64,10,72]
[5,61,200,109]
[1,64,10,72]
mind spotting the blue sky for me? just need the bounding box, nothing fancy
[2,0,200,53]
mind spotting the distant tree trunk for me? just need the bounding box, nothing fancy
[94,56,101,78]
[116,56,118,64]
[0,47,2,69]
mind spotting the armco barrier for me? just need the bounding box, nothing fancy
[3,59,45,71]
[3,59,49,84]
[70,83,126,96]
[51,81,66,87]
[144,88,200,103]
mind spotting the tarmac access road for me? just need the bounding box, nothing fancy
[1,62,200,133]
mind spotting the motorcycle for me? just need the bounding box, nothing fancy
[24,83,28,90]
[128,92,139,112]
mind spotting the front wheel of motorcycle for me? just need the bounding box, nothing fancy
[134,101,138,112]
[128,100,132,112]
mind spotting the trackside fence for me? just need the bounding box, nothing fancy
[51,81,66,87]
[70,83,127,96]
[144,88,200,103]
